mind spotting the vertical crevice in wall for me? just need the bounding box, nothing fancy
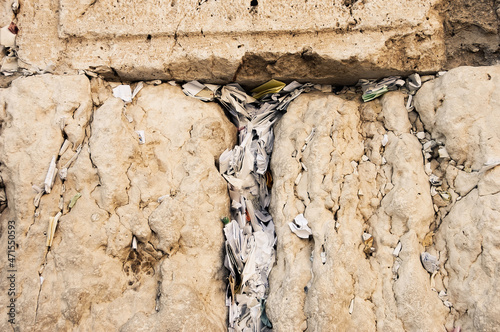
[182,80,312,330]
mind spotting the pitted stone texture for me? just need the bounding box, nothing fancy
[442,0,500,68]
[414,66,500,171]
[415,65,500,332]
[59,0,435,37]
[17,0,446,84]
[0,75,236,331]
[267,91,446,332]
[0,1,14,27]
[435,190,500,332]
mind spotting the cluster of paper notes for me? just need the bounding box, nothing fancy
[359,76,406,102]
[359,74,422,103]
[183,79,311,331]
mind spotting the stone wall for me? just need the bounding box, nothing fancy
[0,65,499,331]
[267,65,500,331]
[2,0,499,85]
[0,76,236,331]
[0,0,500,331]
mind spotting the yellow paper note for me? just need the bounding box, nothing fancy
[251,79,286,99]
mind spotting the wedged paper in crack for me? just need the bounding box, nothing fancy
[46,211,62,247]
[182,80,219,102]
[112,85,132,102]
[44,156,57,193]
[251,79,286,100]
[360,76,405,102]
[68,193,82,209]
[185,79,310,331]
[420,252,439,273]
[288,214,312,239]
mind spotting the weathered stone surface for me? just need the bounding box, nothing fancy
[15,0,448,84]
[414,66,500,170]
[415,66,500,332]
[267,91,446,332]
[1,65,500,332]
[12,0,500,84]
[0,75,236,331]
[0,1,14,27]
[442,0,500,68]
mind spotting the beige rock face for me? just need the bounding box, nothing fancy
[12,0,500,85]
[415,66,500,171]
[0,75,236,331]
[267,90,446,332]
[1,65,500,331]
[415,66,500,332]
[265,65,500,331]
[442,0,500,68]
[15,0,448,84]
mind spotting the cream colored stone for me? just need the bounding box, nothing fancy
[58,0,435,37]
[268,90,446,332]
[0,76,236,331]
[478,167,500,196]
[381,91,412,135]
[414,66,500,170]
[16,0,446,84]
[0,2,14,27]
[434,190,500,331]
[415,65,500,332]
[454,170,479,197]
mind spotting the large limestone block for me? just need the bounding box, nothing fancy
[0,76,236,331]
[16,0,447,84]
[268,91,446,331]
[442,0,500,68]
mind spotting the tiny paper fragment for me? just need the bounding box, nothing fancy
[46,212,62,247]
[44,156,57,194]
[136,130,146,144]
[289,214,312,239]
[382,134,388,147]
[68,193,82,209]
[406,73,422,94]
[113,85,132,102]
[421,252,439,273]
[393,241,402,257]
[157,194,170,202]
[59,140,70,156]
[131,82,144,99]
[363,233,375,254]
